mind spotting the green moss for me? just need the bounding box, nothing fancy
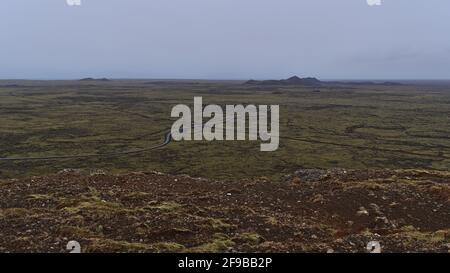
[237,232,264,245]
[60,196,124,215]
[59,225,95,238]
[123,192,151,199]
[2,80,450,180]
[27,194,53,200]
[397,226,449,243]
[153,242,186,252]
[15,236,31,242]
[189,236,235,253]
[88,238,152,252]
[0,208,28,218]
[207,218,233,231]
[265,216,278,225]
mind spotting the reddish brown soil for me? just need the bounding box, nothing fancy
[0,168,449,253]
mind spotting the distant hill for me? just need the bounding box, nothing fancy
[79,78,111,82]
[245,76,322,86]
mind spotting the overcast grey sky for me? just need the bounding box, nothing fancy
[1,0,449,80]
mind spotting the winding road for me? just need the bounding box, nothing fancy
[0,131,172,162]
[0,115,268,162]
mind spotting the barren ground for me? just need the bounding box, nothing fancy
[1,168,449,253]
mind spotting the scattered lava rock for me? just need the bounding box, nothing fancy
[0,168,449,253]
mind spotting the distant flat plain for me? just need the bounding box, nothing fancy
[0,79,449,180]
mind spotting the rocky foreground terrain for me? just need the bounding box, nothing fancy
[0,168,449,253]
